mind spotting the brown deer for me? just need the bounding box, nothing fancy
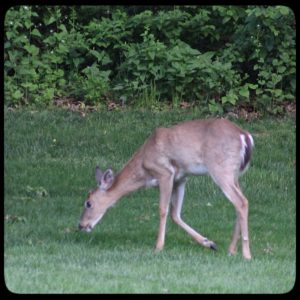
[79,118,254,260]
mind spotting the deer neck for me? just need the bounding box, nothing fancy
[107,153,146,200]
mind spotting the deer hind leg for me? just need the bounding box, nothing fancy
[228,210,241,256]
[218,179,251,260]
[170,179,217,250]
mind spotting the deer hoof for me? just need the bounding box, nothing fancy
[154,245,164,253]
[209,242,217,251]
[203,238,217,250]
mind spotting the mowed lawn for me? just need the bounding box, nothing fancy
[4,108,295,293]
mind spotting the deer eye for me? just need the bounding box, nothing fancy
[85,201,92,209]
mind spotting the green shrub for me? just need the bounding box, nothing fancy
[4,5,296,114]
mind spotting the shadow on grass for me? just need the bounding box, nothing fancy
[62,228,156,249]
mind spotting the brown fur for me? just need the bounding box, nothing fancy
[79,118,254,259]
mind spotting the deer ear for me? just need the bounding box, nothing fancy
[95,166,103,186]
[100,169,114,191]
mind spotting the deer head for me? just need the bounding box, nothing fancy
[78,166,115,232]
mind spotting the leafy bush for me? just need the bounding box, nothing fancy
[71,64,111,104]
[4,5,296,114]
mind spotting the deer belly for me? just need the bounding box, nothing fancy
[145,178,159,188]
[172,162,208,182]
[187,164,208,175]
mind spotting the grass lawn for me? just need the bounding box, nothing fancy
[4,108,295,293]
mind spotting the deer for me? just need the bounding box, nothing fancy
[78,118,254,260]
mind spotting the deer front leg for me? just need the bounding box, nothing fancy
[155,174,174,252]
[171,179,217,250]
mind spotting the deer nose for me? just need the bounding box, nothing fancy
[78,223,92,232]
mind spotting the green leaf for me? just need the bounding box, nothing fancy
[59,24,67,32]
[265,36,274,52]
[248,84,258,90]
[273,89,282,97]
[44,16,56,26]
[148,52,155,60]
[221,96,228,104]
[256,88,263,95]
[221,96,233,105]
[102,55,112,65]
[24,44,39,56]
[24,20,32,29]
[209,100,223,114]
[239,87,249,98]
[271,74,282,85]
[31,28,42,37]
[259,70,270,79]
[21,82,35,91]
[6,31,14,40]
[272,59,279,66]
[222,16,231,24]
[44,88,55,101]
[284,94,295,100]
[290,78,296,91]
[277,66,286,73]
[253,64,259,71]
[12,90,24,99]
[277,6,290,16]
[90,50,104,61]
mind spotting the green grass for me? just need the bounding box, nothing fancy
[4,108,295,293]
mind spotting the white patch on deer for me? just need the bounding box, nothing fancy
[240,134,247,164]
[248,133,254,147]
[187,164,208,175]
[146,178,159,188]
[90,213,104,229]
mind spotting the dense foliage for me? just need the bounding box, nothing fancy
[4,6,296,113]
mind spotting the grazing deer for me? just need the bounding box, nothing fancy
[79,118,254,260]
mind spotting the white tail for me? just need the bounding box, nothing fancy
[79,118,254,259]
